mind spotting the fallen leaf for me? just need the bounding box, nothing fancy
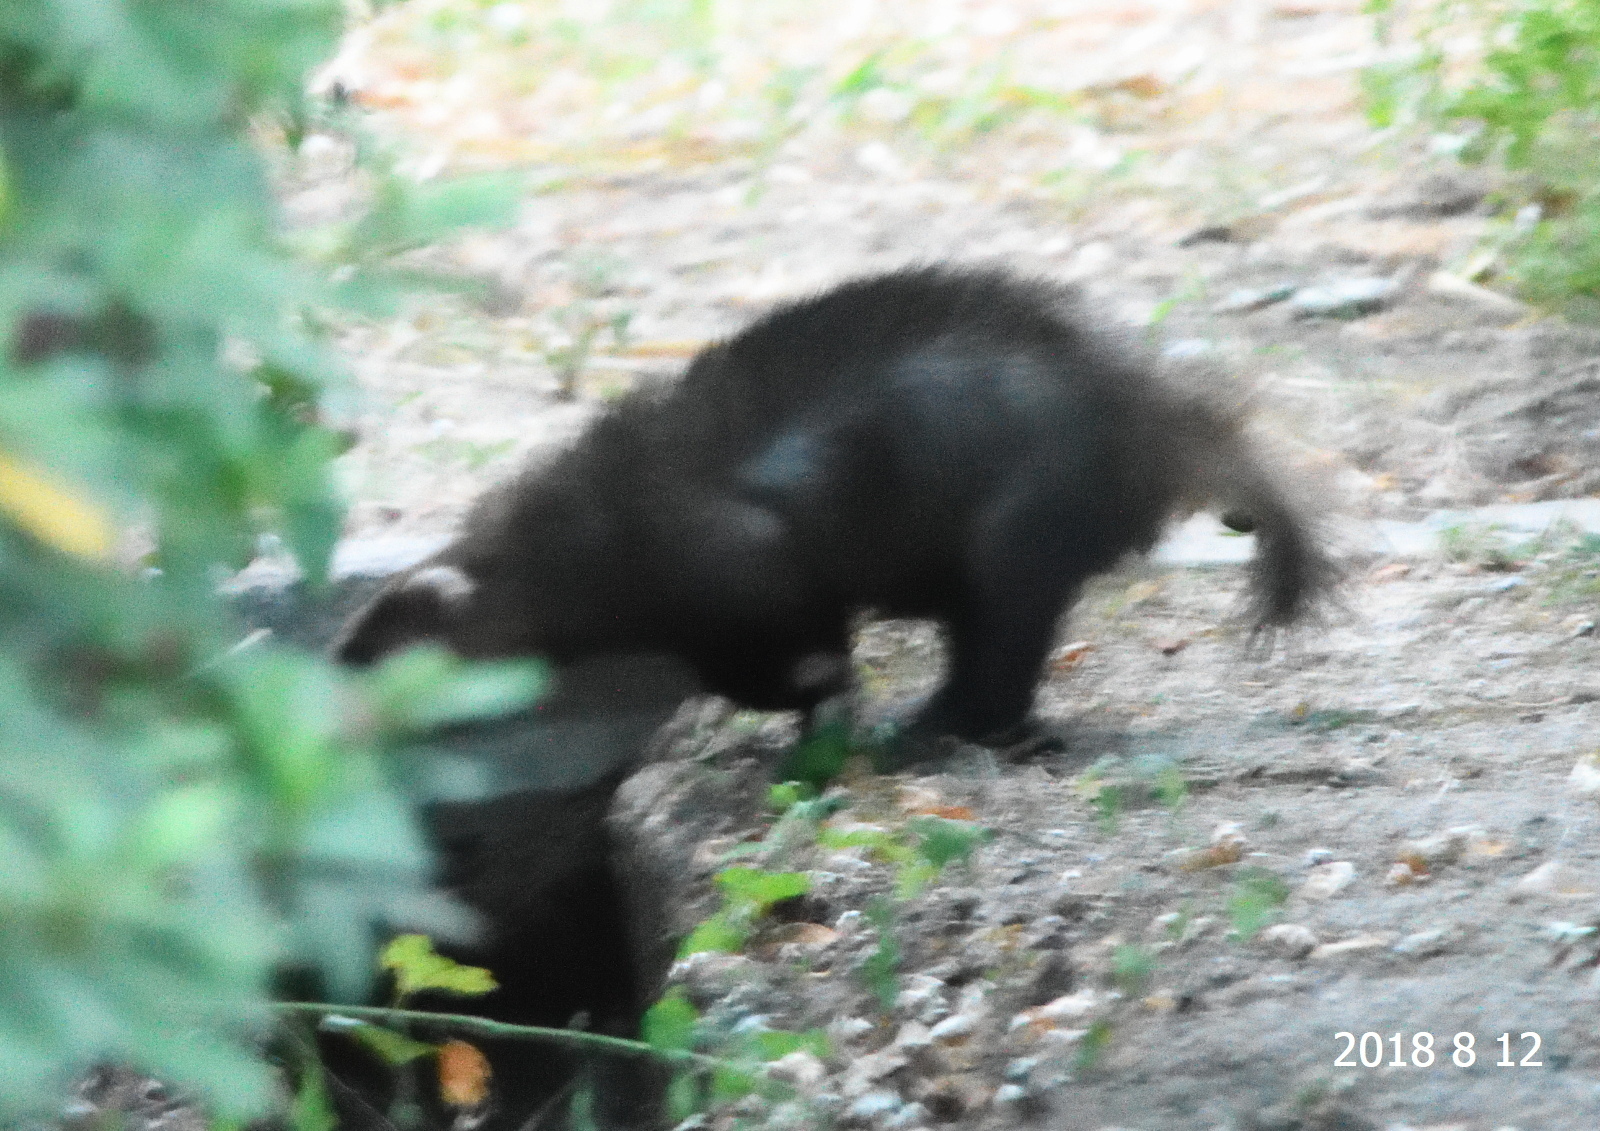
[1051,641,1095,670]
[438,1039,491,1107]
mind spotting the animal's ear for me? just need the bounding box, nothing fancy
[1220,509,1257,534]
[333,565,477,666]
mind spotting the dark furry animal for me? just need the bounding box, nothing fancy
[306,773,662,1131]
[336,267,1332,750]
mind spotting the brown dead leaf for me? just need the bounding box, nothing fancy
[1154,637,1189,656]
[438,1040,491,1107]
[1051,641,1095,670]
[1394,851,1431,877]
[1385,860,1428,886]
[1099,73,1169,99]
[1369,562,1412,583]
[1175,841,1244,871]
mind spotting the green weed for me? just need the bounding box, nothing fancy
[1110,945,1157,996]
[1227,869,1290,938]
[1364,0,1600,316]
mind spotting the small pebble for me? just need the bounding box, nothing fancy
[1309,933,1393,960]
[843,1091,902,1125]
[1301,861,1356,899]
[1289,276,1398,318]
[1214,283,1297,313]
[1392,928,1451,957]
[881,1103,930,1131]
[767,1051,827,1089]
[992,1084,1028,1107]
[828,1017,875,1044]
[1511,860,1597,901]
[1003,1057,1039,1082]
[928,1013,976,1043]
[1569,754,1600,798]
[1258,923,1319,959]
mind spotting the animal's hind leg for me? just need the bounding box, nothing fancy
[909,505,1096,749]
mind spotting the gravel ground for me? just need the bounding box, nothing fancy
[252,2,1600,1128]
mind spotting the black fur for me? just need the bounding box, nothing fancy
[337,267,1332,748]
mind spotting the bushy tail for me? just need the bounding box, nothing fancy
[1149,388,1339,639]
[1211,436,1340,645]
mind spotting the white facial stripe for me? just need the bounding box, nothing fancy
[405,564,477,604]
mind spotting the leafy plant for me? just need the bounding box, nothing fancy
[1110,944,1157,997]
[642,986,831,1123]
[0,1,532,1120]
[859,895,902,1010]
[1226,869,1291,939]
[678,867,813,957]
[1365,0,1600,314]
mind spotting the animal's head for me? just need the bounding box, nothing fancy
[333,559,538,666]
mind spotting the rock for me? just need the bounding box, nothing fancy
[992,1084,1028,1107]
[1161,338,1212,359]
[1012,989,1106,1032]
[1392,928,1452,957]
[842,1091,903,1125]
[927,1013,977,1044]
[1179,916,1216,945]
[767,1051,827,1090]
[1569,753,1600,798]
[1301,860,1356,899]
[829,1016,875,1045]
[1211,821,1247,849]
[894,974,949,1021]
[1387,860,1429,886]
[1425,271,1530,319]
[1310,933,1394,960]
[1214,284,1297,313]
[1290,277,1399,319]
[840,1049,909,1098]
[1366,171,1486,218]
[1003,1057,1039,1083]
[880,1102,930,1130]
[1258,923,1319,959]
[1510,860,1597,902]
[891,1022,933,1050]
[1398,826,1482,869]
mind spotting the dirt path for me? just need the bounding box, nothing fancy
[294,2,1600,1127]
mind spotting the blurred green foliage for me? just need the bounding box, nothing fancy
[1365,0,1600,315]
[0,0,531,1120]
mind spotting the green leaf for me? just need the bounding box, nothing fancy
[749,1029,830,1062]
[710,1063,760,1103]
[342,1021,438,1067]
[777,717,854,789]
[677,914,748,957]
[713,867,810,910]
[380,935,497,1002]
[288,1064,336,1131]
[1227,869,1291,939]
[641,986,698,1053]
[859,896,900,1010]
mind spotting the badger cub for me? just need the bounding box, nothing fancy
[336,267,1331,754]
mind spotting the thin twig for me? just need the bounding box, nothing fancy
[275,1002,720,1070]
